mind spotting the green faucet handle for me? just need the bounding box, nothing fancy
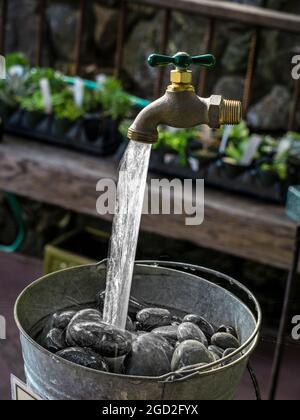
[148,52,216,70]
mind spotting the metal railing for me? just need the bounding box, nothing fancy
[1,0,300,130]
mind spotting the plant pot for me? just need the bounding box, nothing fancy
[83,114,102,142]
[192,150,219,168]
[103,117,121,143]
[52,117,74,137]
[221,157,248,179]
[22,111,45,129]
[257,168,279,188]
[0,101,17,123]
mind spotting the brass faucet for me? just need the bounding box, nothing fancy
[128,52,242,144]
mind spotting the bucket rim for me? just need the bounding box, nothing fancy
[14,260,261,383]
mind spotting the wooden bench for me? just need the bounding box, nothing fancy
[0,135,297,272]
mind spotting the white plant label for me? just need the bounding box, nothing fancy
[219,125,232,154]
[74,77,84,108]
[40,78,52,114]
[0,55,6,79]
[240,135,262,166]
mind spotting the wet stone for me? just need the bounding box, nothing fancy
[66,309,103,347]
[152,334,174,361]
[66,319,132,358]
[177,322,208,347]
[208,345,224,359]
[171,340,215,371]
[43,328,67,353]
[69,309,103,324]
[96,291,144,318]
[217,325,239,339]
[124,333,172,377]
[52,310,77,330]
[171,315,183,324]
[152,325,179,345]
[136,308,172,331]
[183,315,215,339]
[211,333,240,350]
[57,347,110,372]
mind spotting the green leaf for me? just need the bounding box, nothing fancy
[6,52,29,70]
[19,91,45,113]
[95,77,133,120]
[26,67,66,93]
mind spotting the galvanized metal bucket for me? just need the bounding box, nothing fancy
[15,261,261,400]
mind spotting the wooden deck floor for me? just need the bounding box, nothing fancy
[0,252,299,400]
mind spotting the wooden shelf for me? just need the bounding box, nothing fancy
[0,135,297,272]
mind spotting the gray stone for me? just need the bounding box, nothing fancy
[125,333,171,377]
[177,322,208,347]
[171,340,215,371]
[214,76,245,101]
[211,333,240,350]
[247,85,291,130]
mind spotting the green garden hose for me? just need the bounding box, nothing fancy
[0,193,25,253]
[63,76,150,109]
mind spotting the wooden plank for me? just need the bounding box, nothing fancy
[131,0,300,34]
[0,136,297,272]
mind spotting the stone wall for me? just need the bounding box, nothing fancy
[3,0,300,130]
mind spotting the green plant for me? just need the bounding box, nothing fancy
[6,52,29,70]
[54,100,85,121]
[154,127,199,166]
[95,77,133,120]
[260,161,287,180]
[286,131,300,142]
[222,121,250,163]
[221,121,249,143]
[19,91,46,113]
[260,143,289,181]
[0,53,33,108]
[52,89,86,121]
[26,67,65,93]
[0,74,32,108]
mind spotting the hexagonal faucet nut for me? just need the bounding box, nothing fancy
[208,95,242,128]
[208,95,223,129]
[170,70,193,85]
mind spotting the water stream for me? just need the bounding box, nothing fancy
[103,141,152,330]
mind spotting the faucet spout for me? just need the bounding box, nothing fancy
[128,52,242,144]
[128,91,242,144]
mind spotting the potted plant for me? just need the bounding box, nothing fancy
[153,128,192,167]
[25,67,65,94]
[90,77,133,142]
[19,91,47,128]
[0,53,31,122]
[258,161,284,187]
[221,141,249,178]
[221,122,251,178]
[258,142,289,187]
[188,128,220,168]
[52,90,86,136]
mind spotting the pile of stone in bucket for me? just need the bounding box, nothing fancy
[36,292,241,377]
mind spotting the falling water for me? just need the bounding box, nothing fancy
[103,141,152,330]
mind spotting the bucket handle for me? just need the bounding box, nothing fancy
[247,363,262,401]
